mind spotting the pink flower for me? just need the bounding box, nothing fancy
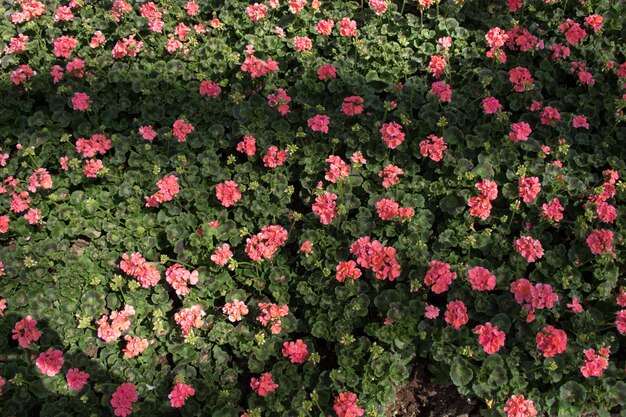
[509,67,533,92]
[169,382,195,408]
[76,134,112,157]
[174,304,206,335]
[70,92,91,112]
[351,152,367,165]
[308,114,330,134]
[419,134,447,162]
[341,96,365,116]
[165,264,198,296]
[145,175,180,207]
[216,180,242,208]
[504,395,538,417]
[172,119,194,142]
[282,339,309,364]
[288,0,307,13]
[584,15,604,33]
[468,195,492,220]
[536,325,567,357]
[514,236,544,262]
[325,155,351,183]
[424,305,440,319]
[10,64,35,86]
[482,96,502,114]
[616,310,626,334]
[474,323,505,354]
[312,192,338,225]
[223,299,249,322]
[53,36,78,58]
[0,298,6,316]
[111,383,138,417]
[12,315,41,348]
[369,0,388,15]
[336,260,362,282]
[267,88,291,116]
[66,368,89,391]
[257,302,289,334]
[424,261,457,294]
[138,125,157,141]
[263,146,288,168]
[558,18,587,45]
[316,19,335,35]
[36,348,64,377]
[250,373,278,397]
[580,348,609,378]
[541,198,564,222]
[430,81,452,102]
[567,297,584,313]
[96,305,135,343]
[468,266,496,291]
[378,164,403,188]
[211,243,233,266]
[334,392,364,417]
[318,64,337,80]
[338,18,357,37]
[89,31,106,48]
[486,27,509,48]
[444,300,468,329]
[586,229,614,255]
[540,106,561,126]
[83,159,103,178]
[294,36,312,52]
[0,215,9,234]
[572,115,589,129]
[4,34,29,54]
[597,202,617,223]
[428,55,447,79]
[28,168,53,192]
[376,198,400,221]
[246,3,268,23]
[350,237,401,281]
[509,122,532,142]
[24,208,41,225]
[530,283,559,309]
[184,1,200,16]
[122,335,151,358]
[237,135,257,156]
[380,122,405,149]
[199,80,221,98]
[476,179,498,200]
[241,55,279,78]
[245,225,288,262]
[300,241,313,255]
[518,176,541,202]
[119,252,161,288]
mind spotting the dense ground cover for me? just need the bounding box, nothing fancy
[1,0,625,416]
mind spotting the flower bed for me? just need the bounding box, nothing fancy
[0,0,625,416]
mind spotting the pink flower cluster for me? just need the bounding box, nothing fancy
[282,339,309,364]
[119,252,161,288]
[586,229,614,256]
[536,325,567,357]
[336,260,362,283]
[165,264,198,296]
[326,155,351,183]
[250,372,278,397]
[223,299,249,322]
[308,114,330,134]
[169,382,195,408]
[174,304,206,335]
[468,266,496,291]
[518,176,541,203]
[263,146,288,168]
[112,35,143,59]
[419,134,447,162]
[341,96,364,116]
[333,392,364,417]
[474,322,506,354]
[424,261,457,294]
[541,198,564,223]
[66,368,89,391]
[10,64,34,85]
[257,303,289,334]
[444,300,468,329]
[509,121,532,142]
[468,179,498,220]
[245,225,288,261]
[76,134,111,158]
[10,0,45,24]
[267,88,292,116]
[509,67,533,92]
[513,236,544,262]
[504,395,538,417]
[216,180,242,207]
[111,383,138,417]
[199,80,221,98]
[380,122,405,149]
[36,348,64,376]
[172,119,194,142]
[96,305,135,343]
[580,348,609,378]
[237,135,257,156]
[122,335,152,358]
[378,164,403,188]
[12,315,41,348]
[312,192,338,225]
[430,81,452,102]
[28,168,53,193]
[558,18,587,45]
[53,36,78,58]
[428,55,447,78]
[211,243,233,267]
[145,175,180,207]
[241,55,279,78]
[376,198,414,221]
[350,236,401,281]
[318,63,337,80]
